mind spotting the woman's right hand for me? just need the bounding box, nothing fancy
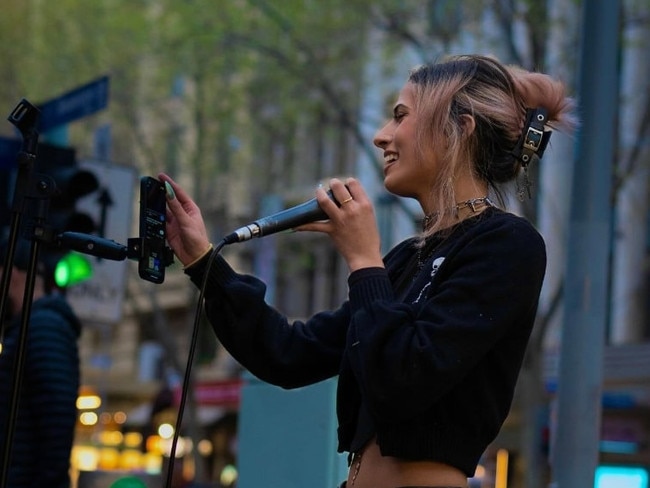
[158,173,212,267]
[296,178,384,272]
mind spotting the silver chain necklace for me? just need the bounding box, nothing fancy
[422,196,495,230]
[454,196,495,214]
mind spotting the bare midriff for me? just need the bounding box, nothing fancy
[346,438,468,488]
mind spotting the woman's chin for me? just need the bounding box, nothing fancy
[383,176,405,196]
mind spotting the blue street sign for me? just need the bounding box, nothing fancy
[38,75,109,132]
[0,76,109,168]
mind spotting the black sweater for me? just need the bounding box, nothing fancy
[186,207,546,477]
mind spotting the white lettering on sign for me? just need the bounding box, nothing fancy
[67,280,120,302]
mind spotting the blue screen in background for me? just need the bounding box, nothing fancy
[595,466,648,488]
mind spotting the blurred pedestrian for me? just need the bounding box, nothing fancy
[0,239,82,487]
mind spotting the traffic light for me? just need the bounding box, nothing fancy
[52,251,94,287]
[35,143,99,235]
[33,143,99,288]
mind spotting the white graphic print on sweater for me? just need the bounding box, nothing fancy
[413,257,445,304]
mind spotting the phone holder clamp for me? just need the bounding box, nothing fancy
[126,237,174,267]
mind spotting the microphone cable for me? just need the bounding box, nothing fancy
[163,238,227,488]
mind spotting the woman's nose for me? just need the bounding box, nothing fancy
[373,125,392,149]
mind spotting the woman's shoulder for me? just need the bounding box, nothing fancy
[480,207,544,240]
[383,207,545,263]
[469,207,546,260]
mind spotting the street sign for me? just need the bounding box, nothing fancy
[1,76,109,166]
[38,76,109,132]
[65,160,136,323]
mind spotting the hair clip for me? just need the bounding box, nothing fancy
[512,108,552,167]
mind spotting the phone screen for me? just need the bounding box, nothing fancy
[139,176,167,283]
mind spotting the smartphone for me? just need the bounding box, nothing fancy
[138,176,167,283]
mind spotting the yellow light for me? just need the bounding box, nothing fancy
[76,394,101,410]
[197,439,213,456]
[495,448,509,488]
[98,447,120,470]
[146,435,162,454]
[79,412,98,426]
[98,430,123,446]
[72,445,99,471]
[124,432,143,448]
[119,449,143,470]
[143,451,162,474]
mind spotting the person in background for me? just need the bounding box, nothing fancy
[0,239,82,488]
[159,54,576,488]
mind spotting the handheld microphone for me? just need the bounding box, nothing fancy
[224,190,339,244]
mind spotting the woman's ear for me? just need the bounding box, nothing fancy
[459,114,476,137]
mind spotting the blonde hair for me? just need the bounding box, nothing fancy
[408,54,577,237]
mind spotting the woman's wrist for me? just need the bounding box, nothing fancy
[347,257,385,273]
[182,243,214,270]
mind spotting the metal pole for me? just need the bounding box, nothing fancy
[550,1,621,487]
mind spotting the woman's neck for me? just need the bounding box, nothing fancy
[422,195,493,231]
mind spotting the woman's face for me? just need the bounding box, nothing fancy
[373,82,438,203]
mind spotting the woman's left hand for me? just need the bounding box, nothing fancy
[296,178,384,272]
[158,173,212,267]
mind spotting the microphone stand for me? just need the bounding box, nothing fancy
[0,100,172,488]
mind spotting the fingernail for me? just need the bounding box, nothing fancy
[165,181,176,200]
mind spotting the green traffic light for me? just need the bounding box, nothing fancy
[54,252,93,287]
